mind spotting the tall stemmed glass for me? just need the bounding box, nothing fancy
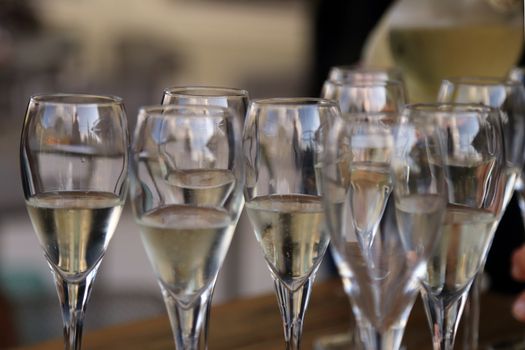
[438,77,525,350]
[414,104,508,350]
[130,105,244,350]
[243,98,340,350]
[319,102,447,350]
[161,86,249,348]
[319,79,406,350]
[20,94,129,350]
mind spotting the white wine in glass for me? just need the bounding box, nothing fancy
[413,104,507,350]
[245,194,327,288]
[438,77,525,350]
[20,94,128,350]
[130,104,244,350]
[160,87,249,348]
[243,98,341,350]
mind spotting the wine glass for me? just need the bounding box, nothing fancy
[162,86,249,123]
[129,104,244,350]
[413,104,508,350]
[243,98,341,350]
[438,77,525,350]
[20,94,129,350]
[161,85,249,347]
[319,101,447,350]
[319,78,406,350]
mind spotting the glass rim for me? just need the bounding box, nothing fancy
[30,93,123,106]
[250,97,338,108]
[405,102,496,115]
[163,86,249,98]
[344,110,401,119]
[329,65,401,74]
[442,76,521,88]
[139,104,235,119]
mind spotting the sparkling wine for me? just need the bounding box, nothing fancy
[245,194,328,289]
[423,205,497,295]
[166,169,236,207]
[26,191,123,277]
[138,205,234,301]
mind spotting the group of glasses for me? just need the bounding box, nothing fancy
[18,65,525,350]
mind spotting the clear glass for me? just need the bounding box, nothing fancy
[161,85,249,348]
[320,79,407,349]
[320,102,447,350]
[20,93,129,350]
[243,98,341,350]
[438,77,525,350]
[412,104,508,350]
[129,105,244,350]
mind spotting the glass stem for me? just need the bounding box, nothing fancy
[161,285,212,350]
[462,273,482,350]
[357,324,406,350]
[52,264,100,350]
[420,287,469,350]
[273,274,315,350]
[353,296,413,350]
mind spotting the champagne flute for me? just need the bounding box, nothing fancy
[438,77,525,350]
[414,104,508,350]
[20,94,129,350]
[243,98,341,350]
[320,78,406,350]
[161,85,249,348]
[319,102,447,350]
[130,104,244,350]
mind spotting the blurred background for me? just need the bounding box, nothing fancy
[0,0,523,347]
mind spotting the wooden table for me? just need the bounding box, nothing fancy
[16,279,525,349]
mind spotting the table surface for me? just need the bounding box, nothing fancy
[15,279,525,350]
